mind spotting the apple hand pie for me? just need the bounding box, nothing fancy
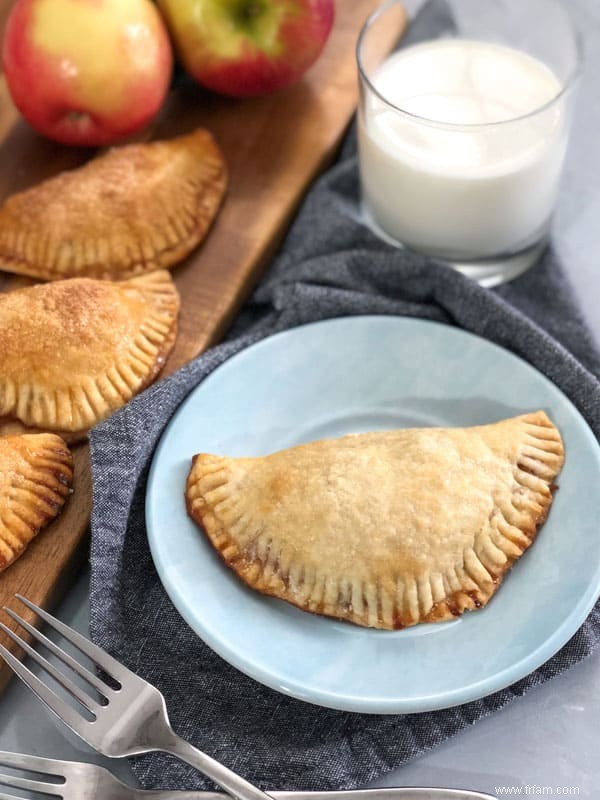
[0,271,179,442]
[186,411,564,630]
[0,128,227,281]
[0,434,73,573]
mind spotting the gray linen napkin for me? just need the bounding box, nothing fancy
[90,2,600,792]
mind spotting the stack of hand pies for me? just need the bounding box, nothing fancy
[0,128,228,573]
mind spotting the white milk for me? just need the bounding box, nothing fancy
[358,39,567,259]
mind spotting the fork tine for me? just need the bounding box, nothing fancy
[0,642,88,735]
[0,772,62,796]
[3,608,110,695]
[0,751,63,776]
[0,622,100,714]
[15,595,126,681]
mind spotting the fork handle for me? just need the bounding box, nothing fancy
[163,735,274,800]
[141,792,496,800]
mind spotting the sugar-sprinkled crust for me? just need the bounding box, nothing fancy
[0,128,227,281]
[0,271,179,441]
[0,433,73,573]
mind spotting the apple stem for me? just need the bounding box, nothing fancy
[244,2,263,20]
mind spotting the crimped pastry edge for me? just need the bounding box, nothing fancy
[0,432,73,572]
[185,411,565,630]
[0,271,180,440]
[0,128,228,281]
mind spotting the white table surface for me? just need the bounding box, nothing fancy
[1,2,598,797]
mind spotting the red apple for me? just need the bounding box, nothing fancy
[2,0,173,147]
[157,0,334,98]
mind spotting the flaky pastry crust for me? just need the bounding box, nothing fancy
[0,433,73,572]
[0,128,227,281]
[186,412,564,630]
[0,271,179,441]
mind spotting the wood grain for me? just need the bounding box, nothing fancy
[0,0,407,692]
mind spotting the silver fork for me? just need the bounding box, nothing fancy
[0,596,497,800]
[0,595,273,800]
[0,752,497,800]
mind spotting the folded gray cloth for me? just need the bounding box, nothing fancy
[89,3,600,792]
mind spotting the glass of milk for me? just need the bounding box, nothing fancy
[357,0,581,286]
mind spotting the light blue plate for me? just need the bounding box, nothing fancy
[146,316,600,714]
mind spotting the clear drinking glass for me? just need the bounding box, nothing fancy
[357,0,582,286]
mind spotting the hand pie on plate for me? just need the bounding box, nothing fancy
[0,128,227,281]
[0,433,73,573]
[0,271,179,441]
[186,411,564,630]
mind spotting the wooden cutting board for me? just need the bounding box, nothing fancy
[0,0,407,692]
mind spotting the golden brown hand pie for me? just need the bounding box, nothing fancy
[0,271,179,442]
[186,411,564,630]
[0,128,227,281]
[0,433,73,573]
